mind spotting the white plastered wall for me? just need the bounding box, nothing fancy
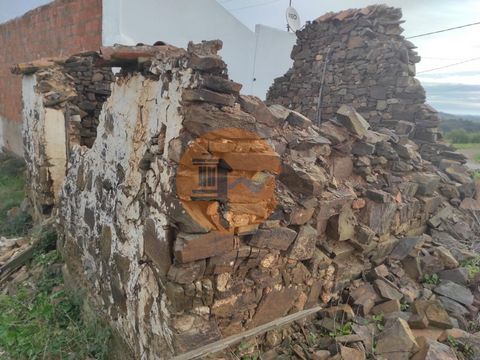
[102,0,296,99]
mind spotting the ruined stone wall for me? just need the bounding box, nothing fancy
[16,10,480,358]
[267,5,442,161]
[42,40,477,359]
[62,55,114,147]
[20,54,112,220]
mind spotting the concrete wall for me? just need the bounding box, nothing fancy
[250,25,296,97]
[0,0,102,155]
[102,0,295,99]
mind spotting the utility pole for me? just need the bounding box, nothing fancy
[287,0,292,32]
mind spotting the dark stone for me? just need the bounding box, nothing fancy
[374,279,403,301]
[202,75,242,94]
[183,88,236,106]
[366,189,391,203]
[143,219,172,276]
[100,225,112,261]
[352,141,375,155]
[248,227,297,251]
[167,261,206,284]
[286,110,313,129]
[413,173,441,196]
[411,300,453,329]
[390,236,425,260]
[360,201,396,235]
[279,163,325,197]
[433,281,474,307]
[174,232,235,263]
[288,225,317,260]
[375,141,398,160]
[250,287,300,327]
[439,268,469,285]
[187,54,226,72]
[84,207,95,230]
[336,105,370,137]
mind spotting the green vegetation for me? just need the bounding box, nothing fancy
[241,356,259,360]
[0,249,111,359]
[421,273,441,285]
[440,117,480,134]
[328,321,353,338]
[307,332,317,346]
[451,142,480,150]
[461,256,480,280]
[448,335,475,360]
[372,314,385,331]
[0,152,111,359]
[0,154,31,236]
[446,129,480,144]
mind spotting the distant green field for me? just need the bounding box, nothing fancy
[452,143,480,150]
[452,143,480,165]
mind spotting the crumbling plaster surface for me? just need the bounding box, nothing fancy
[103,0,295,99]
[44,108,67,197]
[22,74,67,219]
[60,69,193,358]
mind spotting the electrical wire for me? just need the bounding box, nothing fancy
[417,57,480,74]
[228,0,282,11]
[406,21,480,39]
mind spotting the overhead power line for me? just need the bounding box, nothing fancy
[417,57,480,74]
[406,21,480,39]
[228,0,281,11]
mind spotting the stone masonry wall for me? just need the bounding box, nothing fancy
[38,41,476,359]
[17,8,480,359]
[19,53,112,220]
[267,5,446,163]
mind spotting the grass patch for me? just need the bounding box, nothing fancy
[461,256,480,280]
[0,153,111,359]
[0,250,111,359]
[421,273,440,285]
[0,154,32,237]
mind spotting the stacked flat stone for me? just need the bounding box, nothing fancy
[54,43,479,358]
[16,11,480,359]
[267,5,462,164]
[63,54,114,147]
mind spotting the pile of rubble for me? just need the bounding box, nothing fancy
[13,6,480,360]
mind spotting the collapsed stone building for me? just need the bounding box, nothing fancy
[14,5,480,360]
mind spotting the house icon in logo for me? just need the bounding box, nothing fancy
[191,157,232,202]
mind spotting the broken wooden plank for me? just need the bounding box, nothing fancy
[11,57,66,75]
[0,242,37,284]
[172,305,323,360]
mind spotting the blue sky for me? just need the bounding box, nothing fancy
[2,0,480,115]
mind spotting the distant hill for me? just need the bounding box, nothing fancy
[439,112,480,133]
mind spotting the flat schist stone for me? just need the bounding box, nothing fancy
[433,281,474,307]
[174,232,235,263]
[247,227,297,251]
